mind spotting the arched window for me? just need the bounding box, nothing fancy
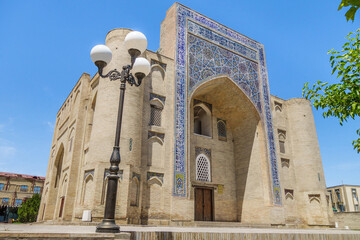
[193,103,212,137]
[149,98,164,127]
[196,154,211,182]
[217,119,227,140]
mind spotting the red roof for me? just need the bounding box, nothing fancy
[0,172,45,180]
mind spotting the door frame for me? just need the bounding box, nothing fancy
[194,186,214,221]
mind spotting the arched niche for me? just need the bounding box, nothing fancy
[189,76,266,222]
[53,144,65,188]
[129,176,140,207]
[193,103,212,137]
[60,174,68,197]
[147,136,164,167]
[82,172,94,206]
[68,128,75,153]
[149,65,165,93]
[85,92,97,144]
[148,178,164,213]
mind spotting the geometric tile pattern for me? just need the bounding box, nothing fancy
[188,34,261,112]
[195,147,211,159]
[188,20,258,62]
[196,154,211,182]
[173,4,281,205]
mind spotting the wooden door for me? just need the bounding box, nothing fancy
[195,188,213,221]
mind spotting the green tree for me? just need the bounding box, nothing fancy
[338,0,360,21]
[303,1,360,153]
[303,30,360,153]
[17,193,41,223]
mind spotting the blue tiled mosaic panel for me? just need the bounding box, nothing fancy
[188,21,257,62]
[174,4,281,205]
[188,34,261,112]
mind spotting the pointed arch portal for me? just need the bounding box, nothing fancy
[172,5,281,206]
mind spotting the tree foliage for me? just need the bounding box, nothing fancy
[303,30,360,153]
[17,193,41,223]
[338,0,360,21]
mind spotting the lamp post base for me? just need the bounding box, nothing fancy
[96,219,120,233]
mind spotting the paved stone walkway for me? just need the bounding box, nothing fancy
[0,223,359,234]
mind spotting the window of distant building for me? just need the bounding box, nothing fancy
[34,186,41,194]
[335,189,342,202]
[352,189,358,201]
[0,183,4,191]
[335,189,345,212]
[15,199,22,206]
[20,185,28,192]
[2,198,9,205]
[328,190,333,203]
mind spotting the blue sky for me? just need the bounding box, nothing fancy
[0,0,358,187]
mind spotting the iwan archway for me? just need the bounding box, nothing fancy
[188,77,272,222]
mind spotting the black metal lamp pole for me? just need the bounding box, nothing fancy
[93,49,147,233]
[90,31,149,233]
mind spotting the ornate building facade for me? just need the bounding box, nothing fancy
[38,3,331,227]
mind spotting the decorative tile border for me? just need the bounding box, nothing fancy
[150,93,166,105]
[173,4,281,205]
[147,172,164,183]
[188,21,258,62]
[195,147,211,159]
[104,169,123,181]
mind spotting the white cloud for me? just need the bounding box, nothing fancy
[0,138,16,161]
[46,121,55,131]
[0,145,16,158]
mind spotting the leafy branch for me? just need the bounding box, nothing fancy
[303,30,360,153]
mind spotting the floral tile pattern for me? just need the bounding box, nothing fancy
[173,4,281,205]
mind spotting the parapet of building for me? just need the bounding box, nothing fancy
[38,3,331,227]
[0,172,45,207]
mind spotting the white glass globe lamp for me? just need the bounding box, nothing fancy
[132,57,150,80]
[90,45,112,67]
[124,31,147,55]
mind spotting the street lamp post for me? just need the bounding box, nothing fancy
[90,31,150,233]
